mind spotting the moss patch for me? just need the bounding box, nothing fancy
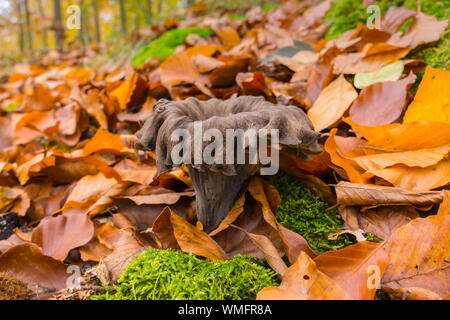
[92,249,279,300]
[267,172,355,254]
[132,27,214,67]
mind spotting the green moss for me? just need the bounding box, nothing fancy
[229,13,246,20]
[131,27,214,67]
[267,172,355,254]
[92,249,279,300]
[324,0,368,40]
[262,4,280,13]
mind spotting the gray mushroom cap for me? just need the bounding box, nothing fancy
[136,96,322,231]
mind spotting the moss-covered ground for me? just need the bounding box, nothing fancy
[267,172,356,254]
[132,26,213,67]
[92,249,279,300]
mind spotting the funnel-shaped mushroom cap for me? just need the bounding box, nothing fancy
[136,96,321,231]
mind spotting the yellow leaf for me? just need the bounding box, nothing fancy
[354,61,404,89]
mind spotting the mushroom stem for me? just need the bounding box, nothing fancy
[187,165,251,232]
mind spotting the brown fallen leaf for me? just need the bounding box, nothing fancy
[335,181,444,207]
[349,72,416,126]
[381,215,450,299]
[257,251,350,300]
[308,75,358,131]
[0,243,69,292]
[232,225,287,276]
[405,12,449,49]
[380,6,416,34]
[152,207,228,261]
[31,213,94,261]
[314,241,389,300]
[338,205,420,240]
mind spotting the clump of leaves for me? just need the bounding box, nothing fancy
[325,0,449,40]
[267,172,355,254]
[132,27,214,67]
[93,249,279,300]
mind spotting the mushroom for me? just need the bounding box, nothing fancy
[136,96,321,232]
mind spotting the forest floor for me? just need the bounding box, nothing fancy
[0,0,449,300]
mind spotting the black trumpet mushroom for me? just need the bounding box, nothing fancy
[136,96,321,232]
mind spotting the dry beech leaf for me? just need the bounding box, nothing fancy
[351,145,450,171]
[340,206,420,240]
[0,243,69,292]
[31,213,94,261]
[324,129,373,184]
[354,60,404,89]
[216,26,241,50]
[123,191,195,206]
[438,191,450,216]
[381,215,450,299]
[109,73,148,110]
[403,66,450,123]
[257,251,350,300]
[103,229,148,282]
[83,128,128,156]
[308,75,358,131]
[232,225,287,276]
[349,72,416,126]
[366,160,450,191]
[380,7,416,34]
[314,241,389,300]
[345,118,450,151]
[335,181,444,207]
[153,207,228,261]
[193,55,225,73]
[405,12,449,49]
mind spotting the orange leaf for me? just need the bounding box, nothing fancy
[381,215,450,299]
[403,66,450,123]
[314,242,389,299]
[83,128,127,155]
[257,251,350,300]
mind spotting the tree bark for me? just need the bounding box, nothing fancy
[146,0,153,26]
[53,0,64,51]
[23,0,32,52]
[118,0,127,36]
[93,0,101,44]
[38,0,48,49]
[15,0,25,54]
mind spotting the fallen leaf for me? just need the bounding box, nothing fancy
[405,12,448,49]
[349,72,416,126]
[257,251,350,300]
[308,75,358,131]
[381,215,450,299]
[31,213,94,261]
[314,241,389,299]
[0,243,69,292]
[354,60,404,89]
[403,66,450,123]
[335,181,444,207]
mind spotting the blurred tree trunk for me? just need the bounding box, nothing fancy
[53,0,64,51]
[23,0,32,52]
[118,0,127,36]
[38,0,48,49]
[146,0,153,26]
[93,0,101,44]
[158,0,163,14]
[78,0,86,50]
[15,0,25,54]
